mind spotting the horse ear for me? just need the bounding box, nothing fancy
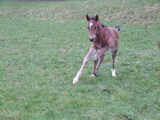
[86,14,90,21]
[95,14,99,21]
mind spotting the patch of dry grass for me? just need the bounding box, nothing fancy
[114,4,160,25]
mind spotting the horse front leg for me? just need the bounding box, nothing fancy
[96,54,105,72]
[73,46,96,84]
[92,46,109,76]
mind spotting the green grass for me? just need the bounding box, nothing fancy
[0,0,160,119]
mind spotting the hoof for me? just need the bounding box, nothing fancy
[73,80,78,84]
[112,74,116,77]
[111,69,116,77]
[73,77,78,84]
[92,73,99,77]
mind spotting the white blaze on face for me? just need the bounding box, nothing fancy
[89,23,93,28]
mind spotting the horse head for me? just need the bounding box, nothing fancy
[86,14,99,42]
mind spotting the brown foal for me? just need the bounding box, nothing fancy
[73,14,120,84]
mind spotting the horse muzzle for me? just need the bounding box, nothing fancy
[89,37,94,42]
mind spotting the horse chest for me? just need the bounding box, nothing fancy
[93,40,105,50]
[94,43,104,50]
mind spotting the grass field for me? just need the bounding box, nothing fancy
[0,0,160,119]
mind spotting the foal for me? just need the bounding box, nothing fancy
[73,14,120,84]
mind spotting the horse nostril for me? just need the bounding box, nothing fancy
[89,37,94,42]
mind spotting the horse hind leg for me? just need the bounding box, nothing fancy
[111,48,117,76]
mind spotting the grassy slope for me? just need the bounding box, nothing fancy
[0,0,160,120]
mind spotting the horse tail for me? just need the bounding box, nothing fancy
[114,26,120,31]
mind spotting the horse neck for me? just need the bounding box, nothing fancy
[96,21,105,39]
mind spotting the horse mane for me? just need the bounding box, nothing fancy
[101,24,107,28]
[97,21,106,39]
